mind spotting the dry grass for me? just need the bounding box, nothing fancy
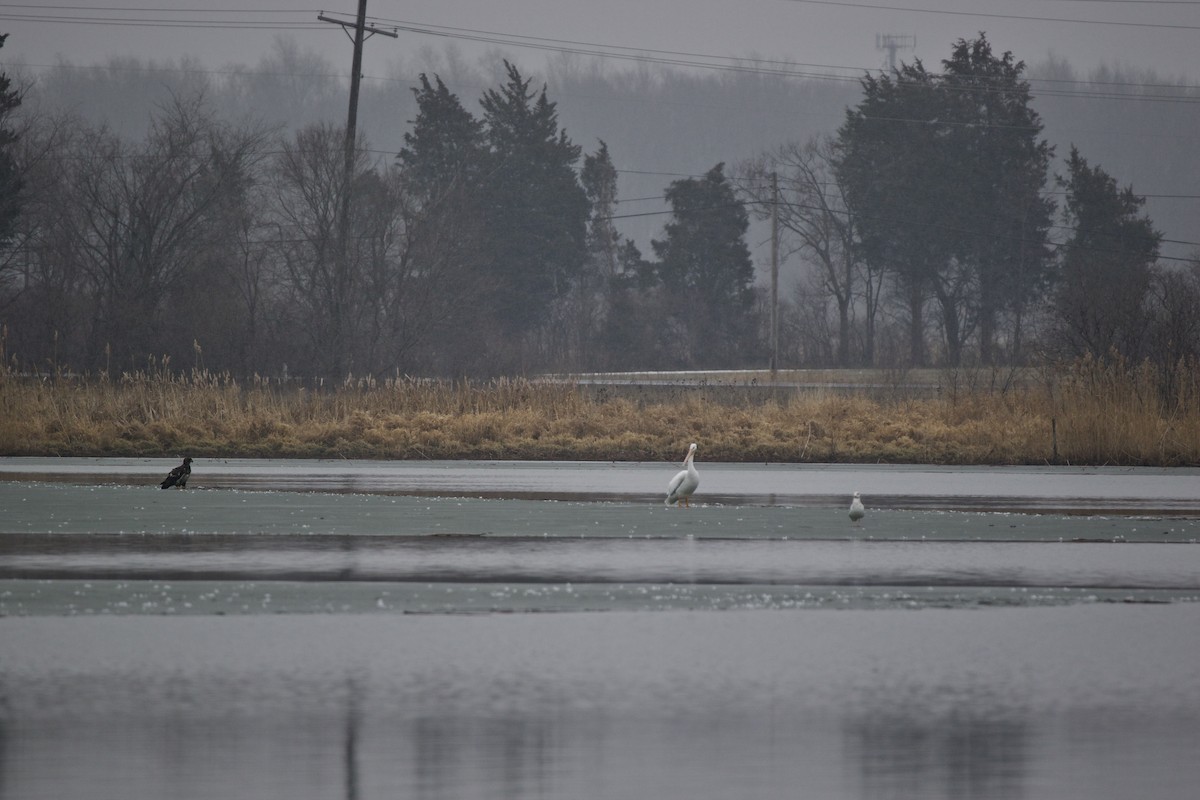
[1,358,1198,465]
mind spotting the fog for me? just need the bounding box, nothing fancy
[4,1,1198,256]
[4,1,1197,86]
[2,5,1198,377]
[8,30,1196,265]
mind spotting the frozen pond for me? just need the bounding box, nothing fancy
[2,457,1199,799]
[3,455,1199,511]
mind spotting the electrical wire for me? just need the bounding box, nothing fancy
[781,0,1200,31]
[0,5,1195,259]
[1,4,1197,97]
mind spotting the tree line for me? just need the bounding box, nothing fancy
[0,33,1198,383]
[0,48,759,379]
[738,34,1200,381]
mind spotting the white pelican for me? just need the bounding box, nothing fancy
[665,442,700,507]
[849,491,865,523]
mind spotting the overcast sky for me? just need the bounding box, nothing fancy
[1,0,1197,86]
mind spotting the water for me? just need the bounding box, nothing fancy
[2,457,1199,799]
[3,456,1198,511]
[4,609,1199,799]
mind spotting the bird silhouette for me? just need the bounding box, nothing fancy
[160,457,193,489]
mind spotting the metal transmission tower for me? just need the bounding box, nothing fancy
[875,34,915,71]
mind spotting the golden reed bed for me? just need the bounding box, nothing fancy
[1,358,1198,466]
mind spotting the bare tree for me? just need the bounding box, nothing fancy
[1145,257,1200,405]
[1,110,85,369]
[62,93,272,372]
[269,122,364,380]
[201,143,282,377]
[739,136,878,366]
[271,123,480,380]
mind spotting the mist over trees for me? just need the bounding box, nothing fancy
[1052,146,1163,362]
[829,34,1057,368]
[1,32,1198,383]
[651,163,758,367]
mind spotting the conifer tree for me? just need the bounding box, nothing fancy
[834,60,947,366]
[582,140,621,280]
[0,34,23,248]
[396,73,485,203]
[652,163,757,366]
[478,61,589,336]
[939,35,1055,364]
[835,34,1054,366]
[393,73,493,375]
[1053,147,1161,360]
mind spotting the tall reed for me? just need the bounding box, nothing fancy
[1050,354,1200,465]
[1,358,1197,465]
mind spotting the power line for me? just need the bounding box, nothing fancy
[4,5,1199,96]
[0,4,315,10]
[2,13,1197,208]
[363,15,1200,94]
[764,196,1200,260]
[605,195,1200,263]
[0,16,324,31]
[782,0,1200,31]
[12,139,1200,206]
[1047,1,1200,5]
[8,55,1198,128]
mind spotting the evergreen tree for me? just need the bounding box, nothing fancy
[395,73,491,375]
[834,60,948,366]
[939,35,1055,364]
[544,140,623,369]
[652,163,757,367]
[1053,147,1161,360]
[834,34,1055,366]
[396,73,485,203]
[479,61,589,336]
[0,34,23,249]
[581,140,621,281]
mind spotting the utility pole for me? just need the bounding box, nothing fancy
[770,171,779,376]
[316,1,396,378]
[318,2,397,183]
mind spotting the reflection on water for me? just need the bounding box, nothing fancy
[3,533,1200,592]
[847,710,1030,800]
[2,459,1199,800]
[344,678,361,800]
[3,609,1200,800]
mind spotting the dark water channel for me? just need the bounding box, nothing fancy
[1,457,1199,799]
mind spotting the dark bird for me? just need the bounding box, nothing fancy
[160,457,193,489]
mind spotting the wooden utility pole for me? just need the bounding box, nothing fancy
[316,2,396,378]
[770,171,779,376]
[317,2,397,232]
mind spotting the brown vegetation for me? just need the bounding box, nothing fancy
[1,358,1197,466]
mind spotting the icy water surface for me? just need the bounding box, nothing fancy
[1,457,1199,799]
[4,455,1199,511]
